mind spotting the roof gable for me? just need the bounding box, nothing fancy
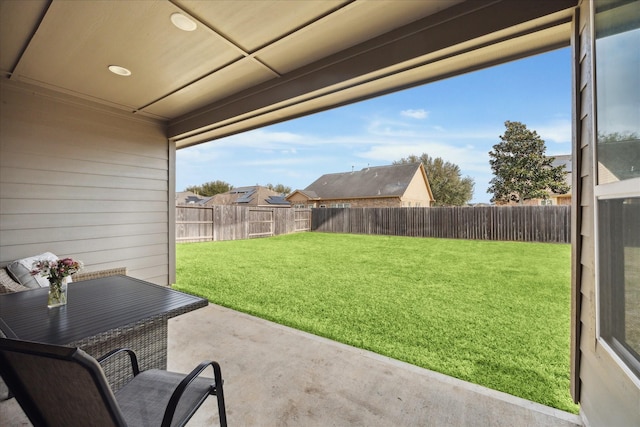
[286,189,319,201]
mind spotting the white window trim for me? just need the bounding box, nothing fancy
[599,340,640,388]
[594,177,640,199]
[593,190,640,387]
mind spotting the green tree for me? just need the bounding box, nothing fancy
[597,130,639,143]
[185,180,233,197]
[265,183,292,195]
[488,121,569,204]
[394,153,475,206]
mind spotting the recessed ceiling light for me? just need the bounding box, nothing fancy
[108,65,132,77]
[171,12,197,31]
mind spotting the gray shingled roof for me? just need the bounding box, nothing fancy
[550,154,571,172]
[267,195,291,205]
[549,154,572,189]
[304,163,422,198]
[209,186,291,206]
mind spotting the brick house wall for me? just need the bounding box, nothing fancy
[318,197,402,208]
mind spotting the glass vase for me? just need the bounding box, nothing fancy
[48,277,68,308]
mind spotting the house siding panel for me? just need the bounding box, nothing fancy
[574,1,640,425]
[1,166,166,192]
[400,168,432,206]
[0,80,171,285]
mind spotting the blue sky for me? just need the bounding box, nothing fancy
[177,47,571,204]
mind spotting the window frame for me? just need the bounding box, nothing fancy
[594,193,640,385]
[591,0,640,385]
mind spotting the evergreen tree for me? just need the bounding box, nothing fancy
[488,121,569,204]
[394,153,475,206]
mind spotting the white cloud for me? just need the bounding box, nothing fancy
[357,141,490,174]
[401,109,429,119]
[240,157,313,167]
[176,146,222,163]
[365,116,500,141]
[534,119,571,145]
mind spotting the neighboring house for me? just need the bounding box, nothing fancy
[175,191,205,206]
[286,163,434,208]
[597,138,640,183]
[548,154,572,205]
[204,186,291,208]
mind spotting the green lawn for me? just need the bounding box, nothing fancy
[175,232,578,414]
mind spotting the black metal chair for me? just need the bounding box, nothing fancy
[0,338,227,427]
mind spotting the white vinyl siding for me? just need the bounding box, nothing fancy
[0,81,171,285]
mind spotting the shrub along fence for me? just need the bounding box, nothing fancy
[176,206,311,242]
[311,206,571,243]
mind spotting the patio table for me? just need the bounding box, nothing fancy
[0,275,207,390]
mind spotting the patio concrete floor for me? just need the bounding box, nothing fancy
[170,304,583,427]
[1,303,584,426]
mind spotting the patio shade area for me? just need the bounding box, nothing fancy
[0,0,576,147]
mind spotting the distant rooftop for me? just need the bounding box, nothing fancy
[304,163,423,199]
[550,154,572,172]
[210,186,290,207]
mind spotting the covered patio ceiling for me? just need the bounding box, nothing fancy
[1,0,577,148]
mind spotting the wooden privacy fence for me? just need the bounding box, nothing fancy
[311,206,571,243]
[176,206,311,242]
[177,205,571,243]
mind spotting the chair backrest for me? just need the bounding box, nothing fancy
[0,338,127,427]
